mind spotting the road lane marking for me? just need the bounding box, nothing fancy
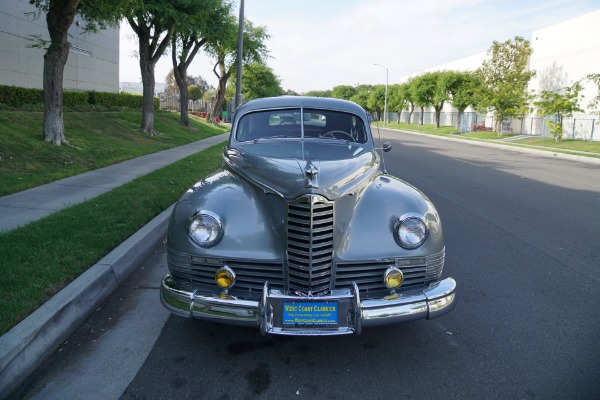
[453,158,486,167]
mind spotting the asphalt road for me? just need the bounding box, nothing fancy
[20,130,600,400]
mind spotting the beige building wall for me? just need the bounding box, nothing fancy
[0,0,119,92]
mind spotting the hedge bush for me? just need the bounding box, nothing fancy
[0,85,44,107]
[89,91,147,108]
[0,84,158,110]
[63,91,89,108]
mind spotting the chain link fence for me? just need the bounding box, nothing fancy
[386,111,599,141]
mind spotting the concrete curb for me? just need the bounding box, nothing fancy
[0,205,173,399]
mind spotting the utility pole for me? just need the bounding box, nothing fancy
[235,0,245,110]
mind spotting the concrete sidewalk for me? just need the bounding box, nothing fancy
[0,133,229,399]
[0,132,230,232]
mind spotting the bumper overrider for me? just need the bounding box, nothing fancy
[161,275,456,335]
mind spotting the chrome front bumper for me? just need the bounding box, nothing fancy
[160,275,457,336]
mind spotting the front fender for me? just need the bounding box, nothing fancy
[334,175,444,260]
[167,170,285,260]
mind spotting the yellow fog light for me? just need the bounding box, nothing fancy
[215,266,236,289]
[384,267,404,289]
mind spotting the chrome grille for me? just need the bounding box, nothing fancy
[335,249,445,298]
[425,249,445,280]
[167,248,284,300]
[286,195,334,294]
[190,260,284,300]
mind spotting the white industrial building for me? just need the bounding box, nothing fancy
[396,9,600,139]
[0,0,119,92]
[529,9,600,107]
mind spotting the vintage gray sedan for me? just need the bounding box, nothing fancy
[160,96,456,335]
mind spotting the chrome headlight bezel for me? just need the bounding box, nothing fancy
[394,213,429,249]
[188,211,224,248]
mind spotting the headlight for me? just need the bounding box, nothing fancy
[189,211,223,247]
[394,214,428,249]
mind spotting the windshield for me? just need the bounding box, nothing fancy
[235,108,370,144]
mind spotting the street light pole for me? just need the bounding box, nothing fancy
[374,63,388,126]
[235,0,245,110]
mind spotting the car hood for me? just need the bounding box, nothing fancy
[224,142,380,200]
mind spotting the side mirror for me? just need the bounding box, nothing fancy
[382,142,392,152]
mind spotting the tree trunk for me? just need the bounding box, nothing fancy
[419,106,424,126]
[557,115,564,142]
[172,37,204,127]
[209,75,228,124]
[208,59,230,124]
[179,84,190,126]
[139,57,157,135]
[172,53,189,126]
[456,109,464,131]
[495,114,502,136]
[435,106,442,128]
[129,17,174,135]
[407,104,413,124]
[43,0,80,145]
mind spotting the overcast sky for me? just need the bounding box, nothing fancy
[119,0,599,93]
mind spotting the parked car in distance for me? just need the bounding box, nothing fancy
[161,96,456,335]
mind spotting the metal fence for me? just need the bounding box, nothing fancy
[159,97,235,123]
[159,97,208,114]
[385,111,599,141]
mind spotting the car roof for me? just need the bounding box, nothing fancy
[233,96,368,121]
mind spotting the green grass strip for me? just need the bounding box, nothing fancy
[376,122,600,156]
[0,143,225,335]
[375,121,458,135]
[0,111,228,196]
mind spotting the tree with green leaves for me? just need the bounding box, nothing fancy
[446,71,482,130]
[476,36,536,134]
[235,62,283,100]
[399,80,416,124]
[534,82,583,142]
[331,85,357,101]
[204,19,269,123]
[29,0,121,145]
[411,72,450,127]
[367,85,386,121]
[349,85,374,112]
[171,0,231,126]
[586,73,600,119]
[188,86,201,101]
[386,84,408,123]
[304,89,332,98]
[429,71,454,128]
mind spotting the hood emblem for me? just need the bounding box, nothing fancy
[305,161,319,188]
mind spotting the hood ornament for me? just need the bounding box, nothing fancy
[305,161,319,188]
